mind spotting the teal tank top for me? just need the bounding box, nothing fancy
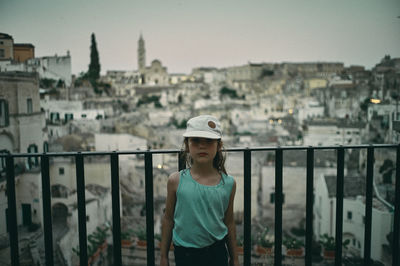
[172,168,235,248]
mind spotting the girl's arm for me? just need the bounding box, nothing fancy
[160,172,179,266]
[224,180,239,266]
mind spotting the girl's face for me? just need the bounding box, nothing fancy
[187,137,220,165]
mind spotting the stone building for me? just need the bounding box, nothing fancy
[314,174,392,263]
[136,35,169,86]
[0,33,14,60]
[0,33,35,64]
[13,43,35,63]
[27,52,72,87]
[0,71,46,237]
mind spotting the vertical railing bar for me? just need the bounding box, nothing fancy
[274,148,283,266]
[364,147,374,266]
[305,148,314,266]
[75,153,88,266]
[335,147,344,266]
[243,149,251,266]
[145,151,155,266]
[41,154,54,266]
[110,152,122,266]
[6,155,19,266]
[178,150,185,171]
[393,144,400,266]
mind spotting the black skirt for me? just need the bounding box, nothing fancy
[174,238,228,266]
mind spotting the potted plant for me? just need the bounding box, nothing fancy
[121,230,133,248]
[255,228,274,255]
[236,235,244,255]
[93,226,109,252]
[319,234,350,259]
[283,237,304,257]
[135,228,147,248]
[72,247,94,266]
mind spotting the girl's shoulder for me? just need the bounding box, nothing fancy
[167,171,180,191]
[222,172,235,186]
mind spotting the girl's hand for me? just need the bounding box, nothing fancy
[160,257,169,266]
[229,257,240,266]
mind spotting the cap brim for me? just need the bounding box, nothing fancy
[183,131,221,139]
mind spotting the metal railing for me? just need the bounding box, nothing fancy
[3,144,400,266]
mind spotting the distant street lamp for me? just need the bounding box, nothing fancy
[370,98,381,104]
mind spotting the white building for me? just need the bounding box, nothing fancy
[27,53,72,87]
[314,174,392,262]
[368,103,399,143]
[225,152,260,222]
[297,98,325,122]
[0,53,72,87]
[103,70,141,97]
[95,133,147,152]
[49,156,114,266]
[41,99,105,123]
[261,165,336,229]
[303,119,365,146]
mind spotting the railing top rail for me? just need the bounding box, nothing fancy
[2,143,398,157]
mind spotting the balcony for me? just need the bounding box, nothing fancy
[2,144,400,266]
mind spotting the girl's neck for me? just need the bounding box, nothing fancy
[190,163,218,177]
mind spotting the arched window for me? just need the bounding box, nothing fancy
[0,99,9,127]
[27,144,38,169]
[0,149,10,173]
[43,141,49,153]
[50,112,60,123]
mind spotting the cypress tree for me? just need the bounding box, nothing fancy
[88,33,100,83]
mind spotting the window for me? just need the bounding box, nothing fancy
[0,149,10,173]
[27,144,38,169]
[50,112,60,123]
[64,113,73,123]
[0,99,9,127]
[347,211,352,220]
[59,167,65,175]
[81,114,87,118]
[0,49,5,58]
[270,192,285,204]
[43,142,49,153]
[27,98,33,114]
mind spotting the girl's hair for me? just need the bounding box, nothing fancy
[181,138,227,175]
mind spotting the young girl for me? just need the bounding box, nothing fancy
[160,115,239,266]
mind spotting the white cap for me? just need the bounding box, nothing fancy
[183,115,222,139]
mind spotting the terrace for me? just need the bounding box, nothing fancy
[2,144,399,266]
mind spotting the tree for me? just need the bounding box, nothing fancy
[88,33,101,83]
[219,87,239,99]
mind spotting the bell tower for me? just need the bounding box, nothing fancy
[137,33,146,72]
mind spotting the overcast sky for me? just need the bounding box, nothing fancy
[1,0,399,75]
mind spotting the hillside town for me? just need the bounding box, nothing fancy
[0,31,399,265]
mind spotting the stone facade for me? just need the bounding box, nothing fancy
[0,72,45,154]
[13,43,35,63]
[0,33,14,60]
[0,71,46,238]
